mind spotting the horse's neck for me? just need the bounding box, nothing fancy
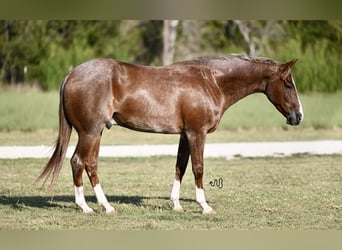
[220,78,266,109]
[215,63,270,110]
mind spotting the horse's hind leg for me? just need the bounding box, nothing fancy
[170,132,190,211]
[71,136,93,213]
[71,131,114,214]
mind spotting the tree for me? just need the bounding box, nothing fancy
[162,20,179,65]
[233,20,285,56]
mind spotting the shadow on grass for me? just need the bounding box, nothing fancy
[0,195,195,210]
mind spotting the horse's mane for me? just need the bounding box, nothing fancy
[173,55,281,75]
[229,54,279,65]
[187,54,279,65]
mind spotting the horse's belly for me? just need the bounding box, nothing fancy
[112,88,184,134]
[113,111,182,134]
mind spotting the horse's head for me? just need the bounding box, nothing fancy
[265,59,303,125]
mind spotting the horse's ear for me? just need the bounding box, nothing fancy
[279,59,298,79]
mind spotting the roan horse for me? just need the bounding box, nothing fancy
[38,54,303,214]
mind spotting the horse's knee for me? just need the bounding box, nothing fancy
[192,164,204,188]
[192,164,203,177]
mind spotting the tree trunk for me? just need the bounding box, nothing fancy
[162,20,179,66]
[233,20,256,56]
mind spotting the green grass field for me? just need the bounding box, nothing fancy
[1,90,342,145]
[0,155,341,230]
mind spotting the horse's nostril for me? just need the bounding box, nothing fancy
[296,112,303,123]
[287,111,303,125]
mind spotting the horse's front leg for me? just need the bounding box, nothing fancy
[187,130,216,215]
[170,132,190,211]
[84,135,115,214]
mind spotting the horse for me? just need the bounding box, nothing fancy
[37,54,303,214]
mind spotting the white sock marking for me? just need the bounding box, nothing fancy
[170,179,183,211]
[195,187,214,214]
[93,184,115,213]
[74,186,93,213]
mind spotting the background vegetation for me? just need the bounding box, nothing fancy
[0,20,341,91]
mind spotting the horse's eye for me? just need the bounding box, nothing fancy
[285,82,293,89]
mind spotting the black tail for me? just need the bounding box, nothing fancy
[37,76,72,190]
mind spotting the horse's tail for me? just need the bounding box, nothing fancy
[37,75,72,190]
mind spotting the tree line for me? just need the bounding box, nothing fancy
[0,20,341,92]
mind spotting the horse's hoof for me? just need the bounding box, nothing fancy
[105,207,116,214]
[83,208,94,214]
[173,207,184,212]
[203,209,216,215]
[99,202,115,214]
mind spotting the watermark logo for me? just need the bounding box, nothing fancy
[209,178,223,189]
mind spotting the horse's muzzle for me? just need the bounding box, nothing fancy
[286,110,303,125]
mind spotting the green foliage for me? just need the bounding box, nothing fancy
[0,21,147,90]
[0,20,341,92]
[270,36,341,92]
[37,39,95,90]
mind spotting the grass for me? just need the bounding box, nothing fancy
[1,90,342,145]
[0,155,341,230]
[0,90,59,132]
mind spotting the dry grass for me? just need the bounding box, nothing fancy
[0,154,341,230]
